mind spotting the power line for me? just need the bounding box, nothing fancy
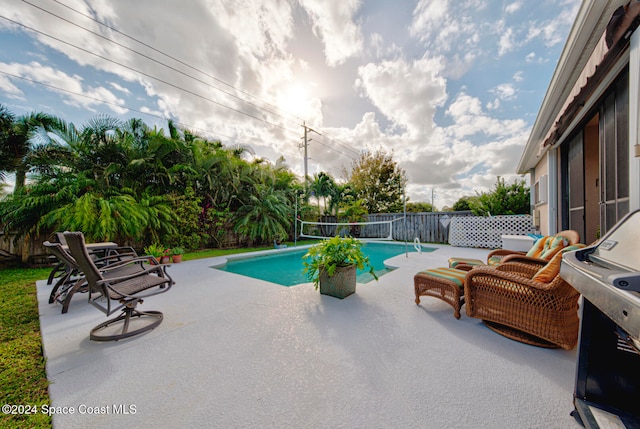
[22,0,303,129]
[0,15,301,138]
[43,0,305,124]
[315,131,361,157]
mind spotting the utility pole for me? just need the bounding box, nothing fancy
[299,122,319,191]
[431,188,435,212]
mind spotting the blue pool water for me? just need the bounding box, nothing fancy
[213,242,434,286]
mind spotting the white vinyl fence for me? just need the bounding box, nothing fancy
[448,215,535,248]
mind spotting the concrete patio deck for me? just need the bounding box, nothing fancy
[37,244,580,428]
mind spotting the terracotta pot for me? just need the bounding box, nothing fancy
[160,255,171,264]
[319,264,356,299]
[172,254,183,263]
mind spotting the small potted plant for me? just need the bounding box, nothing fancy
[302,236,377,299]
[144,243,164,265]
[171,247,184,263]
[160,248,172,264]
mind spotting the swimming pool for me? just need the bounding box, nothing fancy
[213,242,434,286]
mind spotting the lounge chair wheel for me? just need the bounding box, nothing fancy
[90,309,163,341]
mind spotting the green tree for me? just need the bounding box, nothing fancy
[233,184,291,245]
[0,105,67,192]
[406,202,435,212]
[346,150,407,214]
[452,196,477,212]
[473,177,530,216]
[309,172,336,217]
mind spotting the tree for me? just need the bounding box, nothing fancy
[233,184,291,244]
[473,177,530,216]
[309,172,336,217]
[0,105,67,192]
[345,150,407,214]
[406,202,434,212]
[452,196,477,212]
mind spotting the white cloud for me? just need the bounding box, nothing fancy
[109,82,131,95]
[0,61,126,114]
[355,56,448,135]
[492,83,517,101]
[526,1,580,48]
[446,94,527,139]
[498,26,516,56]
[298,0,363,67]
[505,1,523,15]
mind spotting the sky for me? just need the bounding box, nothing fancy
[0,0,581,208]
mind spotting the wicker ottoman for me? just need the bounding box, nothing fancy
[414,267,467,319]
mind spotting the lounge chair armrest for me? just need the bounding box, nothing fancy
[466,265,563,291]
[500,254,547,267]
[93,252,138,266]
[486,249,527,259]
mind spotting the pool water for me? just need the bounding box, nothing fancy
[213,242,434,286]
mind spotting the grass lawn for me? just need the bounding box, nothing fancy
[0,239,319,429]
[0,267,51,429]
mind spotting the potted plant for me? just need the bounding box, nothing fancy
[144,243,165,265]
[302,236,377,299]
[171,247,184,263]
[160,248,172,264]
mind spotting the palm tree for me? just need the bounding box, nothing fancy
[233,184,291,245]
[309,172,336,218]
[0,105,67,192]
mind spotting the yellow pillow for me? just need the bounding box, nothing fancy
[533,244,586,283]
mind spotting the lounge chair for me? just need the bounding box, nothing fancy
[44,241,140,314]
[449,230,580,271]
[464,244,585,350]
[64,232,174,341]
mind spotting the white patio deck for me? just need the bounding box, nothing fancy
[37,244,580,428]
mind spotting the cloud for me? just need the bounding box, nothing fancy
[498,26,516,56]
[298,0,363,67]
[355,56,448,135]
[492,83,517,101]
[109,82,130,95]
[0,61,126,114]
[505,1,523,15]
[526,1,580,48]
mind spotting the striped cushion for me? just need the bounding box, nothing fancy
[539,235,568,260]
[526,235,568,260]
[448,257,483,268]
[526,236,551,258]
[420,267,468,289]
[532,244,586,283]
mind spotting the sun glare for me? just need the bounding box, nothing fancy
[280,83,314,119]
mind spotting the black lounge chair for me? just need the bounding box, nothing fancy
[64,231,174,341]
[43,241,140,314]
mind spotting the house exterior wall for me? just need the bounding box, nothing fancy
[521,1,640,240]
[532,153,550,234]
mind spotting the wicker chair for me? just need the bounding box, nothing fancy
[451,229,581,271]
[463,261,580,350]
